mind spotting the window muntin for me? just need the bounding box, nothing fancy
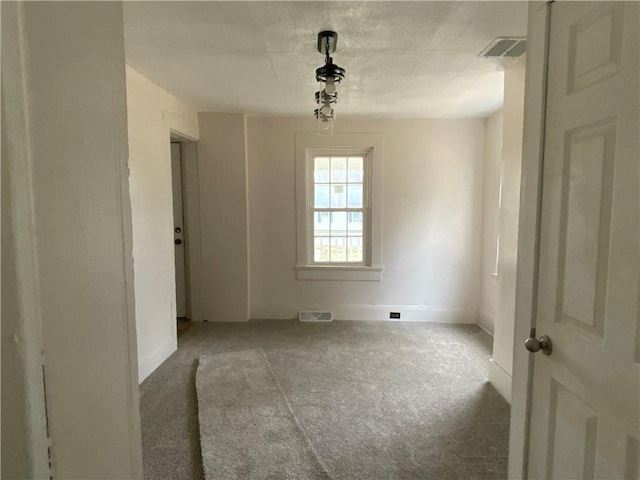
[310,152,369,264]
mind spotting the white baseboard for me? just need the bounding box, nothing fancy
[137,338,176,384]
[250,304,478,323]
[489,359,512,404]
[477,310,495,336]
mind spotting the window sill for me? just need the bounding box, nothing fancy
[295,265,383,281]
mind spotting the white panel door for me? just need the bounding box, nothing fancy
[527,2,639,479]
[171,142,187,318]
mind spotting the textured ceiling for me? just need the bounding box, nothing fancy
[123,1,528,118]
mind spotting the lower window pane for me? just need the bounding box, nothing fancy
[330,237,347,262]
[314,211,330,236]
[347,211,363,236]
[314,237,330,262]
[347,237,363,262]
[331,211,347,236]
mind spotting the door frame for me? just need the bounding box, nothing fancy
[2,3,52,475]
[170,141,188,319]
[4,3,144,476]
[508,1,552,478]
[169,131,202,323]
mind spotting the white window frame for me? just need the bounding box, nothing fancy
[307,148,370,266]
[295,132,384,281]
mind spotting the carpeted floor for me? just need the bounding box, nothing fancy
[196,350,331,479]
[139,320,510,480]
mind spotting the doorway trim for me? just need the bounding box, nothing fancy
[169,131,202,323]
[508,2,552,478]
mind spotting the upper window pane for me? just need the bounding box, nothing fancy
[330,157,347,182]
[330,184,347,208]
[314,184,330,208]
[348,157,364,182]
[314,157,330,183]
[347,184,363,208]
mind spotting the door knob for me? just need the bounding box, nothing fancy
[175,239,182,245]
[525,328,552,355]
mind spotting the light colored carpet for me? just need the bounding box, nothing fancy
[140,320,510,480]
[196,350,330,480]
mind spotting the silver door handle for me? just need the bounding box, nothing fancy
[525,328,552,355]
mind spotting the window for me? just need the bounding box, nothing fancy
[295,132,383,281]
[311,153,368,264]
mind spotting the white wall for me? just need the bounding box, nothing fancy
[125,66,199,382]
[479,110,504,334]
[489,57,527,403]
[195,113,250,322]
[0,149,31,478]
[1,3,50,476]
[3,2,143,477]
[247,118,484,321]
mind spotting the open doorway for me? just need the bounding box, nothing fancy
[170,136,199,339]
[171,143,187,313]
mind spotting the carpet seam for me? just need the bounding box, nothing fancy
[258,347,334,480]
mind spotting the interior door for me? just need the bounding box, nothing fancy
[171,142,187,318]
[526,2,639,479]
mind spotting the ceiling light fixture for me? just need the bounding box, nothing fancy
[314,31,345,134]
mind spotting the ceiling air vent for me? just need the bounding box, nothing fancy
[479,37,527,58]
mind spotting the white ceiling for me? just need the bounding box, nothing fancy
[123,1,528,119]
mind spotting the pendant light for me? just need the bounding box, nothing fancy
[314,31,345,134]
